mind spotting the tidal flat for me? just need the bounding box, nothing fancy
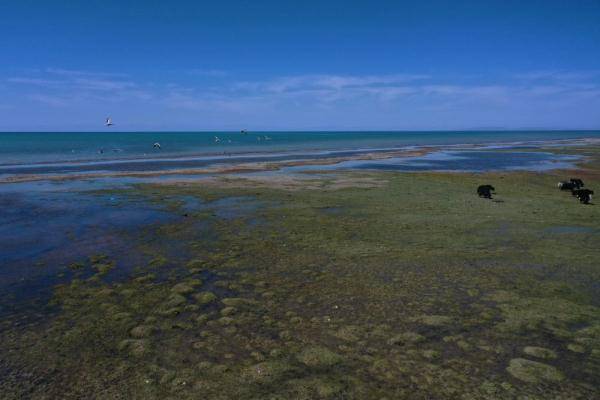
[1,145,600,399]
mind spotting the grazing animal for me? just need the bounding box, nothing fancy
[570,178,585,188]
[558,181,577,191]
[574,189,594,204]
[477,185,495,199]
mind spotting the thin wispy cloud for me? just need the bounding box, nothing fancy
[187,69,229,77]
[515,70,600,81]
[2,68,600,129]
[233,74,430,94]
[7,77,62,87]
[6,69,148,106]
[27,93,71,107]
[45,68,129,78]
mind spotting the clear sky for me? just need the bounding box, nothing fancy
[1,0,599,131]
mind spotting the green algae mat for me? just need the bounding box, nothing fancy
[1,146,600,399]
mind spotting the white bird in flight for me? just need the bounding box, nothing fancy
[105,117,114,127]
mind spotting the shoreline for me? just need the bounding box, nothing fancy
[2,138,599,185]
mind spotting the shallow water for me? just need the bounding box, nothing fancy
[286,150,581,173]
[2,130,598,166]
[544,226,598,235]
[0,187,173,316]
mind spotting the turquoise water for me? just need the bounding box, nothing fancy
[1,130,598,166]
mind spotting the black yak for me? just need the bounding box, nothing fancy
[477,185,495,199]
[570,178,584,188]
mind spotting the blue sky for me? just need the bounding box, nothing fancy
[1,0,599,131]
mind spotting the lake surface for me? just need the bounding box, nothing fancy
[1,130,598,165]
[0,130,598,179]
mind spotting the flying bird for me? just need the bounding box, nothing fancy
[105,117,114,127]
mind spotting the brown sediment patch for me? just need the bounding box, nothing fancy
[0,148,431,185]
[159,173,388,191]
[0,164,278,184]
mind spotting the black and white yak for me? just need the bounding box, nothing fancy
[573,189,594,204]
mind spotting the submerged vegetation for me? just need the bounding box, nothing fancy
[1,146,600,399]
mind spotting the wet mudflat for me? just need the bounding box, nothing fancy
[1,146,600,399]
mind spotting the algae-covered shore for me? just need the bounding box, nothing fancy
[1,145,600,399]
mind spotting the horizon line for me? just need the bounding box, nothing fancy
[1,128,600,134]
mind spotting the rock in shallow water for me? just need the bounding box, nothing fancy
[130,324,157,338]
[567,343,586,353]
[243,360,295,384]
[412,314,453,327]
[506,358,564,383]
[333,325,362,342]
[221,297,257,307]
[164,293,187,307]
[118,339,149,357]
[194,291,217,305]
[171,283,194,295]
[523,346,557,359]
[388,331,425,346]
[297,346,344,368]
[220,306,237,316]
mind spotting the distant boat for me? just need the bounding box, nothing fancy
[105,117,114,127]
[241,129,247,135]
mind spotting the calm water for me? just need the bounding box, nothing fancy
[1,130,598,166]
[286,150,582,173]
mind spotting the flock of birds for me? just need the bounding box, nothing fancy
[104,117,270,153]
[477,178,594,205]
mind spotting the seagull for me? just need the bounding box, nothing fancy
[153,142,161,149]
[105,117,114,127]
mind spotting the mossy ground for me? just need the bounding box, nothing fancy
[1,145,600,399]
